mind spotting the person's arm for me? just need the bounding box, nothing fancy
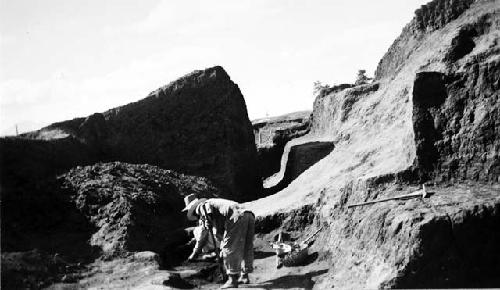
[188,227,209,261]
[196,203,222,248]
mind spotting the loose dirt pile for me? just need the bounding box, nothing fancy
[1,162,222,288]
[61,162,221,256]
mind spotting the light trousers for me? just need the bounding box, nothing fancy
[220,211,255,275]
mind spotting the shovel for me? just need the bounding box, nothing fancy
[347,185,430,208]
[270,227,323,268]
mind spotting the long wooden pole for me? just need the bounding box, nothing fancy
[347,185,428,208]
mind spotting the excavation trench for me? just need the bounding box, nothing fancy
[161,202,323,289]
[264,141,335,195]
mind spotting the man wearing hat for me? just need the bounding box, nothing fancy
[182,194,255,289]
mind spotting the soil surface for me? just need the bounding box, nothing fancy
[46,234,329,290]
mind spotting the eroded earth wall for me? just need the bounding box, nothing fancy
[247,0,500,288]
[1,66,261,202]
[319,0,500,287]
[252,111,311,180]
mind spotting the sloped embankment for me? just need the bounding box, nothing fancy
[246,0,500,288]
[315,181,500,289]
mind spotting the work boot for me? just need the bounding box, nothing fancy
[238,273,250,284]
[220,274,238,289]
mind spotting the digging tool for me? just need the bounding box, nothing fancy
[347,185,430,208]
[300,227,323,247]
[207,224,227,282]
[270,226,323,268]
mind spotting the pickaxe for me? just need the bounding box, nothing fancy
[347,185,430,208]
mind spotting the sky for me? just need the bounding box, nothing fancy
[0,0,429,136]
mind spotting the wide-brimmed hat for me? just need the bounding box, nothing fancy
[182,194,206,221]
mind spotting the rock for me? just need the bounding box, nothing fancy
[252,111,311,180]
[1,66,261,202]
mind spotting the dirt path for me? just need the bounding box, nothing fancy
[175,238,329,290]
[47,233,329,289]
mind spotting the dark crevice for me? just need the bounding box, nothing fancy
[256,121,311,180]
[412,72,448,179]
[446,28,477,62]
[446,14,493,63]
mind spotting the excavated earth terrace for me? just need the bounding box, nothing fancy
[1,0,499,289]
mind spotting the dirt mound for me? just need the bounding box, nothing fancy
[60,162,221,257]
[1,162,221,288]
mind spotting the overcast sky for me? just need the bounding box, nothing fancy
[0,0,428,136]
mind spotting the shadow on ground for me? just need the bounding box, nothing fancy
[255,251,275,259]
[247,269,329,289]
[288,252,319,267]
